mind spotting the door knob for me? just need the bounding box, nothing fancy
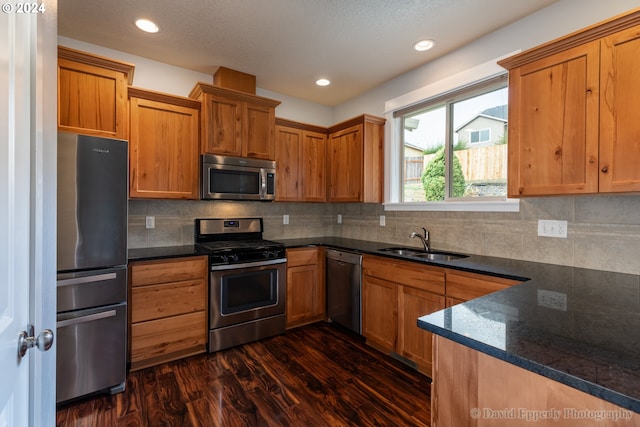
[18,324,54,360]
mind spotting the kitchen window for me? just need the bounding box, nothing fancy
[384,60,519,212]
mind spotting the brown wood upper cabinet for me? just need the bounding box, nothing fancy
[275,119,327,202]
[499,11,640,196]
[128,88,200,199]
[327,115,385,203]
[189,83,281,160]
[58,46,134,139]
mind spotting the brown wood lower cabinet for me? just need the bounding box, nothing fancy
[129,256,208,371]
[432,336,635,426]
[286,247,325,328]
[362,254,445,375]
[445,269,521,307]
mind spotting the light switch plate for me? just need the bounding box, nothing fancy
[283,214,289,225]
[379,215,385,226]
[337,214,342,224]
[145,216,155,229]
[537,220,567,238]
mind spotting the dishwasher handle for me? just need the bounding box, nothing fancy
[326,249,362,265]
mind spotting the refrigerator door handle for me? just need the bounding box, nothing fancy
[57,272,117,287]
[57,309,117,328]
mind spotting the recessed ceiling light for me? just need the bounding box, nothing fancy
[135,19,159,33]
[413,39,435,52]
[316,78,331,87]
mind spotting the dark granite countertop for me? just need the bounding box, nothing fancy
[128,237,640,412]
[418,266,640,413]
[128,245,204,261]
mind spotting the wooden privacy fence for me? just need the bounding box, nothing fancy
[405,144,507,182]
[404,156,424,182]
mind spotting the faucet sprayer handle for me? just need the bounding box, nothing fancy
[422,227,428,238]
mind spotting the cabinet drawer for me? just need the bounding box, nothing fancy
[130,256,207,287]
[130,311,207,364]
[363,255,445,295]
[446,270,521,301]
[287,247,320,267]
[131,279,206,323]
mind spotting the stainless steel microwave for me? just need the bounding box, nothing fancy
[201,154,276,201]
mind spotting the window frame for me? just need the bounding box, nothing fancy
[383,56,520,212]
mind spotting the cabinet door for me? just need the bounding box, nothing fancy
[275,126,302,201]
[286,264,323,327]
[398,286,444,375]
[286,248,324,328]
[328,124,363,202]
[301,130,327,202]
[202,94,242,156]
[129,93,200,199]
[507,41,600,196]
[362,275,397,353]
[58,58,128,139]
[243,102,276,159]
[599,27,640,192]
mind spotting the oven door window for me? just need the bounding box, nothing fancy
[220,269,278,315]
[209,168,260,195]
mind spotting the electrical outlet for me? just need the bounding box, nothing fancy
[537,220,567,238]
[379,215,385,226]
[283,214,289,225]
[145,216,155,229]
[337,214,342,224]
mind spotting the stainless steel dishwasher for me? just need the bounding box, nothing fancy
[326,249,362,334]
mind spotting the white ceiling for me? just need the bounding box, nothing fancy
[58,0,557,106]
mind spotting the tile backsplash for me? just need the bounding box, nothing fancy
[129,195,640,275]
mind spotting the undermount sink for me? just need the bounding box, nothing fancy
[410,251,468,261]
[378,247,423,256]
[378,247,468,261]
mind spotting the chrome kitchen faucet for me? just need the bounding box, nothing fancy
[410,227,430,252]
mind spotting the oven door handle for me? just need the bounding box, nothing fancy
[210,258,287,271]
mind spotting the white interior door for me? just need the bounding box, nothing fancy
[0,3,57,427]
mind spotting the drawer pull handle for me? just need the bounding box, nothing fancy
[57,272,117,287]
[57,310,117,328]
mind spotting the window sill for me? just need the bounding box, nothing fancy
[383,199,520,212]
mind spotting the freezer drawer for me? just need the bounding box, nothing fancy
[57,267,127,313]
[56,303,127,403]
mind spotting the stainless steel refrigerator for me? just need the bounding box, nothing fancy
[56,132,128,403]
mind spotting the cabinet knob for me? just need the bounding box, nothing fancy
[601,165,609,173]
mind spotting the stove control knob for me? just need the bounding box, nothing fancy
[230,254,239,263]
[220,255,229,263]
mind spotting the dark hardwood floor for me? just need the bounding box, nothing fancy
[56,323,432,427]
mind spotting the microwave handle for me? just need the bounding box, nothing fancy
[260,168,267,199]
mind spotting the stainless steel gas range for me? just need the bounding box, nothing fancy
[195,218,287,352]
